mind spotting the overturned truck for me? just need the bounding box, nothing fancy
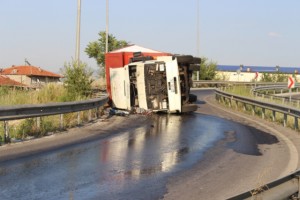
[105,45,200,113]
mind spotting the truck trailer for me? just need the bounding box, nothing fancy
[105,45,200,113]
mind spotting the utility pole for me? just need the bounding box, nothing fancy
[75,0,81,65]
[197,0,199,57]
[106,0,109,53]
[196,0,200,81]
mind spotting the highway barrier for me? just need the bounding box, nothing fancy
[228,169,300,199]
[216,89,300,129]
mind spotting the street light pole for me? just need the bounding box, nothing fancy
[197,0,199,57]
[196,0,200,81]
[75,0,81,65]
[105,0,109,53]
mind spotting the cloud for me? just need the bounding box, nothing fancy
[268,32,282,38]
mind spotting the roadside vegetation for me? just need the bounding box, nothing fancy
[193,57,218,80]
[260,72,289,82]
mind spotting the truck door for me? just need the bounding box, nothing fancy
[163,57,182,113]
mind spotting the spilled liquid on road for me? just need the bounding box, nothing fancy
[0,114,232,200]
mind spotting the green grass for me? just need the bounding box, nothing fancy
[224,85,253,97]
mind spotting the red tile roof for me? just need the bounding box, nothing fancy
[0,75,27,87]
[1,66,62,78]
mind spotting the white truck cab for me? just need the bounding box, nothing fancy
[110,54,200,113]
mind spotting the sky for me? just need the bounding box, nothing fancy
[0,0,300,74]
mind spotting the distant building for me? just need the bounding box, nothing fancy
[0,65,62,88]
[0,75,27,88]
[216,65,300,82]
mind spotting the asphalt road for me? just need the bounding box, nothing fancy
[0,89,299,200]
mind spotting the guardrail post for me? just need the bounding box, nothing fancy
[252,105,255,116]
[262,108,265,119]
[294,117,298,130]
[282,98,285,104]
[60,114,64,130]
[88,109,92,121]
[77,112,81,126]
[272,111,276,122]
[36,117,41,131]
[243,103,246,111]
[284,114,287,127]
[298,101,300,108]
[95,107,99,119]
[298,175,300,199]
[4,121,10,143]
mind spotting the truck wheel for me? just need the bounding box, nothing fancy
[189,94,197,103]
[176,55,193,63]
[182,104,198,112]
[193,57,201,64]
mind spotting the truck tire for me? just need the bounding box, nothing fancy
[176,55,193,64]
[189,64,200,71]
[182,104,198,112]
[189,94,197,103]
[193,57,201,64]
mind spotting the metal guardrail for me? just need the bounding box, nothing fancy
[228,169,300,199]
[216,89,300,129]
[1,95,108,143]
[215,89,300,199]
[252,83,300,94]
[0,96,108,121]
[192,80,286,87]
[251,84,300,108]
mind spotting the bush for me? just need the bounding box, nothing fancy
[61,60,93,101]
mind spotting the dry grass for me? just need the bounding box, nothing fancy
[250,167,271,199]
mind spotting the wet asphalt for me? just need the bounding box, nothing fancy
[0,90,283,200]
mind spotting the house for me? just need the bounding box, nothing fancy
[0,75,27,88]
[0,65,62,88]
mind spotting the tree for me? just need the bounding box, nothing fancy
[196,57,217,80]
[61,60,93,101]
[85,31,129,67]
